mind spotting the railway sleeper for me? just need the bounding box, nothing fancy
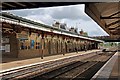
[72,61,105,80]
[52,61,98,80]
[30,61,88,80]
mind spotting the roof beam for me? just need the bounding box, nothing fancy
[13,2,26,7]
[115,25,120,29]
[101,11,120,19]
[108,25,120,30]
[2,3,16,8]
[110,30,120,34]
[109,28,115,30]
[100,16,120,19]
[106,20,120,28]
[109,11,120,17]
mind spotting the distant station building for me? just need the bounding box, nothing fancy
[1,12,103,59]
[52,21,60,28]
[69,27,78,33]
[52,21,67,30]
[79,29,88,37]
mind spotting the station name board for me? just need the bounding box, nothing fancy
[16,33,28,40]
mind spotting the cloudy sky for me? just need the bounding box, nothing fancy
[4,4,109,37]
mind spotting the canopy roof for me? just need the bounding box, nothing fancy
[2,2,120,41]
[85,2,120,39]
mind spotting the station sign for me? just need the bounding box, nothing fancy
[16,33,28,40]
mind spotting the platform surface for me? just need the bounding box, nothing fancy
[109,51,120,80]
[0,49,100,72]
[91,51,119,80]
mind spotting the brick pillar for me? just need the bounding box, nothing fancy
[41,33,44,59]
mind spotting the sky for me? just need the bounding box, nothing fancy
[4,4,109,37]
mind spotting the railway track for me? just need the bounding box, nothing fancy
[0,51,98,80]
[0,51,116,80]
[29,51,116,80]
[1,58,80,80]
[33,61,87,80]
[50,61,101,80]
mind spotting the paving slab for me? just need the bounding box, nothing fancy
[91,51,119,80]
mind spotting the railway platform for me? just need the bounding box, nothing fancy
[109,52,120,80]
[0,49,100,72]
[92,51,119,80]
